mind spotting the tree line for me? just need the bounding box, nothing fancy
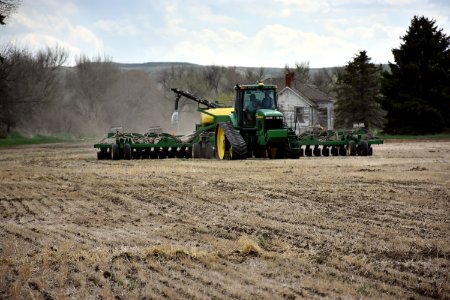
[0,48,294,136]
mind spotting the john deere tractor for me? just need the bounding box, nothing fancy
[94,83,382,160]
[171,83,300,160]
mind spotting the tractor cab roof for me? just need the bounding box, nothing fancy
[236,83,277,91]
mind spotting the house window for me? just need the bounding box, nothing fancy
[294,106,304,123]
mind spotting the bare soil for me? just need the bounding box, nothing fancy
[0,142,449,299]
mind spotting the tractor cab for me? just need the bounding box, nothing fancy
[235,83,279,128]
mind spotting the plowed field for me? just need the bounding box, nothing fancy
[0,142,449,299]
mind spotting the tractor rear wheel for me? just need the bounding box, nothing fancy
[215,122,247,160]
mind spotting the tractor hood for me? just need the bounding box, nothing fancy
[256,109,284,118]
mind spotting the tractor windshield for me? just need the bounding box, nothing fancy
[242,89,277,127]
[243,89,276,111]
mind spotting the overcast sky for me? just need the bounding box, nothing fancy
[1,0,449,68]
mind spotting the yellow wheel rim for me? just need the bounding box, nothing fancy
[216,125,226,159]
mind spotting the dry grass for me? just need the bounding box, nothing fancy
[0,141,449,299]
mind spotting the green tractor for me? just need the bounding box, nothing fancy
[171,83,300,160]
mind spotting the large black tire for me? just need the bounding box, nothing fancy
[176,147,185,158]
[112,144,120,160]
[349,140,357,156]
[185,147,192,159]
[368,146,373,156]
[339,145,347,156]
[215,122,247,160]
[97,151,104,160]
[167,147,176,158]
[360,141,369,156]
[205,143,215,159]
[150,147,159,159]
[158,148,167,159]
[305,146,313,157]
[141,148,150,159]
[124,144,132,160]
[331,146,339,156]
[322,146,330,157]
[192,143,202,158]
[313,146,321,156]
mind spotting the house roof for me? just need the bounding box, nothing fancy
[265,77,334,105]
[279,86,317,107]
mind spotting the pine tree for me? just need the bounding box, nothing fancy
[381,16,450,134]
[334,51,386,130]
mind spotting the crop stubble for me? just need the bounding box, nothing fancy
[0,142,449,299]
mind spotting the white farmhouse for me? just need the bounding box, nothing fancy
[267,73,335,134]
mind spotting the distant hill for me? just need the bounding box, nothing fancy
[113,61,287,77]
[113,62,202,73]
[113,61,389,77]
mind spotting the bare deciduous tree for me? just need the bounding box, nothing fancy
[0,45,67,133]
[66,54,119,130]
[203,65,224,94]
[285,62,311,83]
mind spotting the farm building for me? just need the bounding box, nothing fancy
[266,73,335,134]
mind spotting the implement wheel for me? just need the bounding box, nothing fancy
[313,146,321,156]
[192,143,202,158]
[185,147,192,159]
[112,144,120,160]
[124,144,132,160]
[97,151,104,160]
[349,141,357,156]
[331,146,338,156]
[305,146,312,157]
[360,141,369,156]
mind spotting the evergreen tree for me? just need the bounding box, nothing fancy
[381,16,450,134]
[334,51,386,130]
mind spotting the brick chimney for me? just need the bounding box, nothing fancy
[285,72,294,88]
